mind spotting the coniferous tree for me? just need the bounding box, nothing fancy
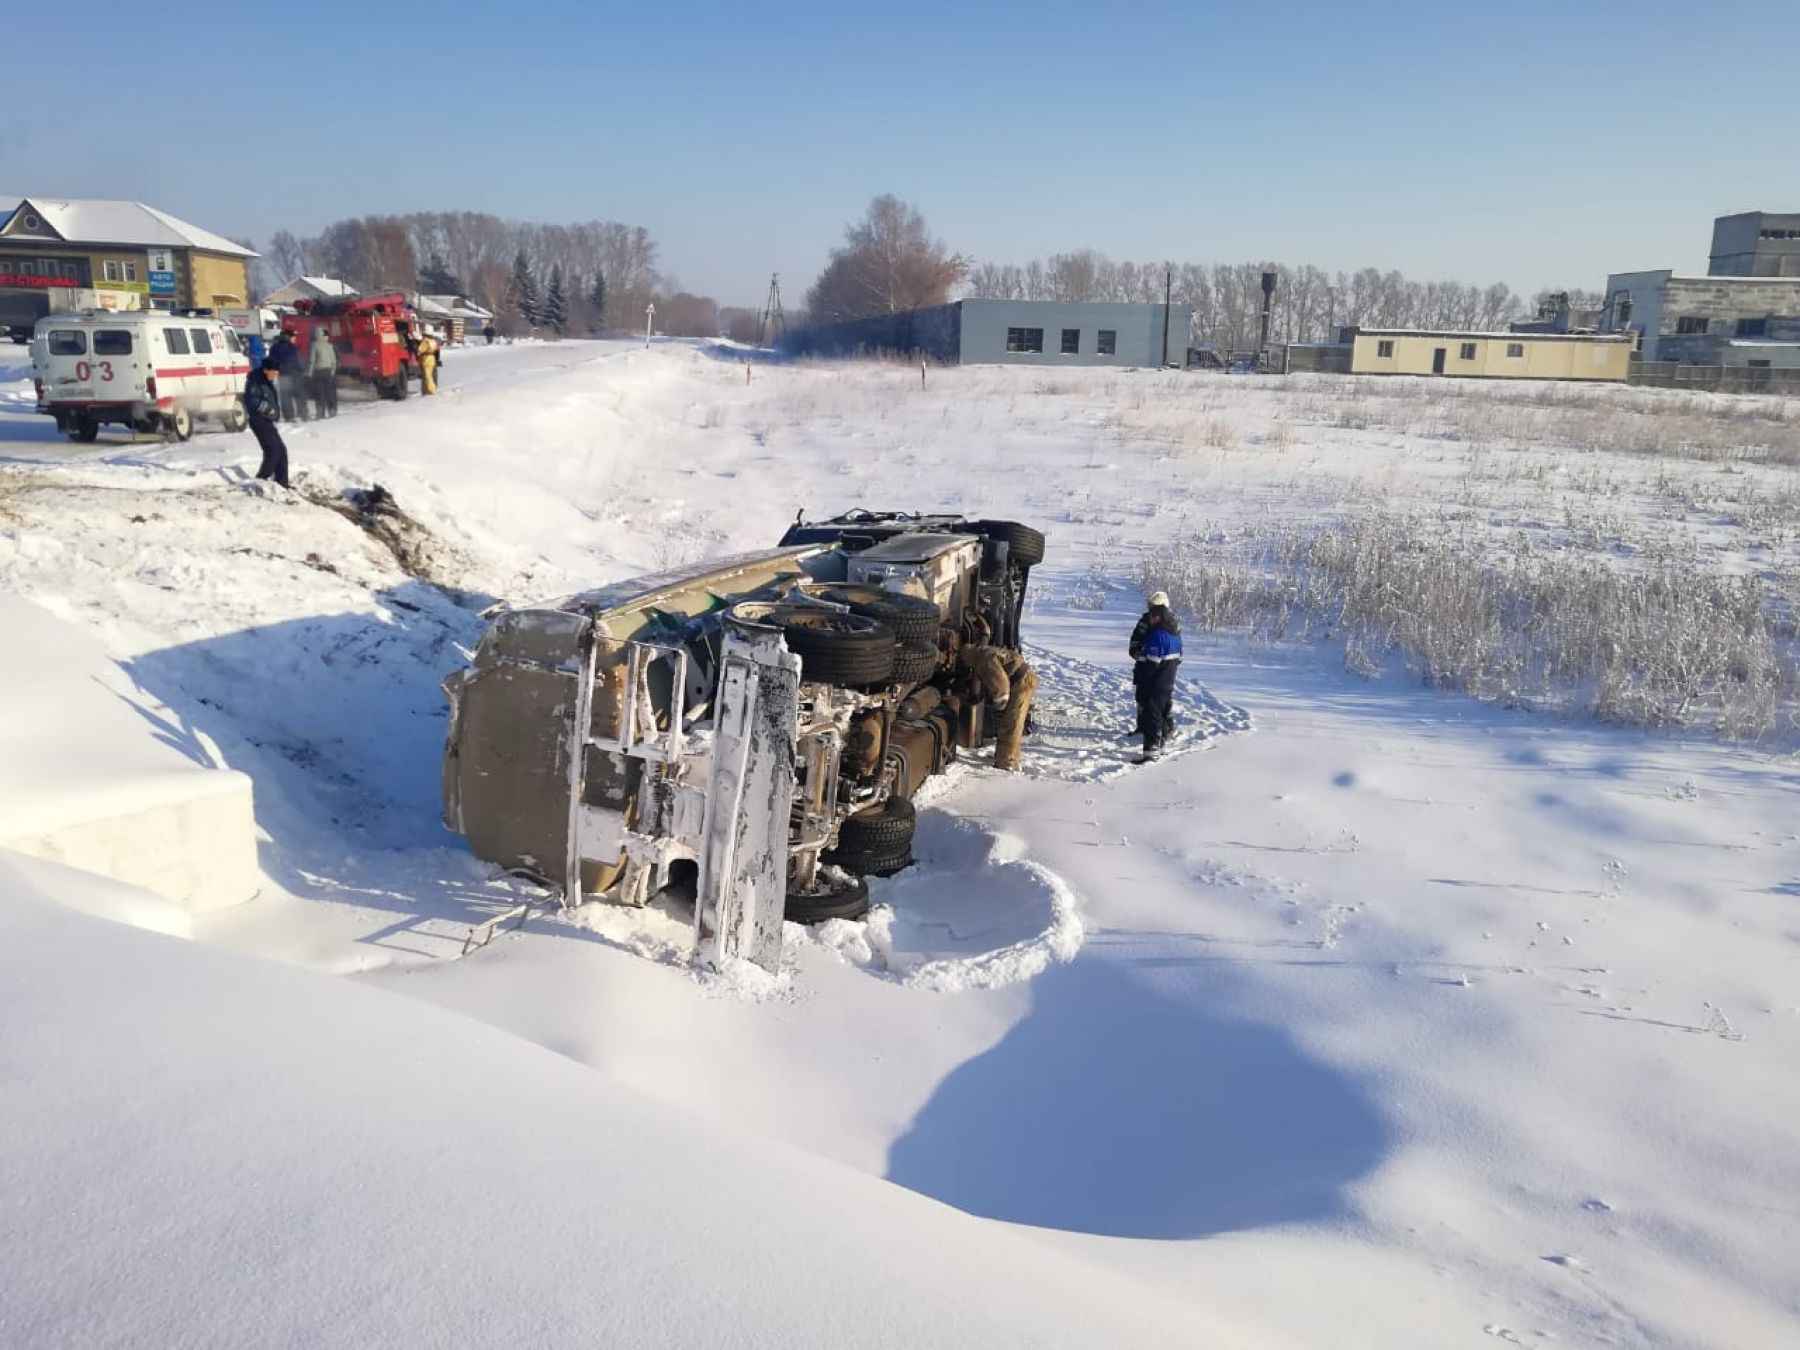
[587,272,607,332]
[509,249,540,327]
[418,253,461,294]
[543,267,568,334]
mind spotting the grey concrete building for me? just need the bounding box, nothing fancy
[784,299,1190,367]
[1708,211,1800,278]
[1602,269,1800,362]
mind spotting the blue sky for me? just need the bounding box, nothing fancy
[3,0,1796,305]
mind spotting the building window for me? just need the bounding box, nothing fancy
[1060,328,1080,354]
[93,330,132,355]
[1377,339,1395,358]
[47,330,86,355]
[1506,342,1525,358]
[1459,342,1478,360]
[123,260,138,282]
[1005,327,1044,353]
[1738,317,1768,337]
[1675,316,1709,334]
[188,328,213,354]
[22,213,39,230]
[162,328,191,355]
[103,260,121,282]
[1097,329,1116,355]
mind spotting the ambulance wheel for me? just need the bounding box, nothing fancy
[223,406,248,433]
[167,408,193,442]
[68,416,99,444]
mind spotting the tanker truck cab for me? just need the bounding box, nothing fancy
[31,311,250,443]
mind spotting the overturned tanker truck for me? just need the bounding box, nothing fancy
[441,511,1046,972]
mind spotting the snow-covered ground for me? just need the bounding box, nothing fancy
[1,340,1796,1347]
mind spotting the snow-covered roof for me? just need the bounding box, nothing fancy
[4,197,255,257]
[263,276,358,305]
[415,293,494,320]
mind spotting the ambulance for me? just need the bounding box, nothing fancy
[31,311,251,443]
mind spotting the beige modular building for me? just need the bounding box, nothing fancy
[1349,328,1633,382]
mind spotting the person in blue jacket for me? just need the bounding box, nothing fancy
[1128,590,1182,757]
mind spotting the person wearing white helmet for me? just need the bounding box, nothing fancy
[1128,589,1182,758]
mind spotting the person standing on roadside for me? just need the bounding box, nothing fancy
[268,329,308,423]
[1129,590,1182,758]
[307,326,339,418]
[416,330,440,395]
[243,362,290,488]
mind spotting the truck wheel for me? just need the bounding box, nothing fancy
[828,799,914,860]
[785,871,871,924]
[68,416,99,444]
[392,369,411,400]
[732,603,896,688]
[168,408,193,442]
[810,585,941,647]
[961,519,1046,568]
[890,641,940,687]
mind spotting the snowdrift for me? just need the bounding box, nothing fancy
[0,593,256,911]
[0,861,1228,1349]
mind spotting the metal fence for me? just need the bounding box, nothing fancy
[1629,361,1800,395]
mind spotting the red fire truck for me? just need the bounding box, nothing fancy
[281,292,420,399]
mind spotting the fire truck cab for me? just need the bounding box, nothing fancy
[281,292,420,400]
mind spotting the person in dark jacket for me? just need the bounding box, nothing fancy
[1129,590,1182,757]
[267,331,308,422]
[243,363,290,488]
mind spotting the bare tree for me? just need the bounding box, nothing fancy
[805,195,967,324]
[266,229,307,283]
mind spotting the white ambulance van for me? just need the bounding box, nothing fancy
[31,311,250,443]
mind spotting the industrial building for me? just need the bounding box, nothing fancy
[1708,211,1800,278]
[784,299,1191,367]
[0,196,255,339]
[1602,271,1800,364]
[1347,329,1632,381]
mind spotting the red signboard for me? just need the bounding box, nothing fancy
[0,273,79,288]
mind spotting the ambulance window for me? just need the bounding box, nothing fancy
[163,328,190,355]
[93,331,132,355]
[220,328,242,354]
[189,328,213,354]
[48,330,87,355]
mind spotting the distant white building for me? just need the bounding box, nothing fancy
[263,275,358,307]
[413,293,495,343]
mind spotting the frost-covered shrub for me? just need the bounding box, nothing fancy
[1146,511,1799,739]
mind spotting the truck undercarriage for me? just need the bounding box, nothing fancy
[441,511,1046,971]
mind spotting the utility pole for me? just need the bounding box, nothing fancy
[644,301,655,348]
[1161,267,1172,367]
[757,273,786,349]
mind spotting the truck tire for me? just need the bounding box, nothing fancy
[831,796,916,858]
[733,603,896,688]
[392,370,411,400]
[810,585,941,647]
[890,641,940,687]
[785,872,872,924]
[961,519,1045,568]
[68,416,99,444]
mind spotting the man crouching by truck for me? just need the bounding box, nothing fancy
[957,618,1037,772]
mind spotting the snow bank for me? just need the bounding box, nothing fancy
[0,863,1232,1350]
[0,593,256,911]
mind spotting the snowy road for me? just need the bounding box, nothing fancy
[1,341,1796,1347]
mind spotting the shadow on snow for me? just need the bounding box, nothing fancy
[885,958,1388,1240]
